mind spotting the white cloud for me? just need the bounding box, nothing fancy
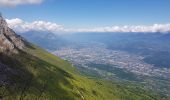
[6,18,64,33]
[0,0,43,7]
[6,18,170,33]
[75,24,170,33]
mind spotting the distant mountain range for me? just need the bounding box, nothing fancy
[17,31,69,51]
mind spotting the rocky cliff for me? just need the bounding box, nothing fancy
[0,14,25,53]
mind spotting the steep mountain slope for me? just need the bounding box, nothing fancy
[0,15,169,100]
[0,14,25,53]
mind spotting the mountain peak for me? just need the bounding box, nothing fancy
[0,12,2,17]
[0,14,25,53]
[0,13,8,29]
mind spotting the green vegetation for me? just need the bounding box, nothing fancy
[86,63,142,81]
[0,45,169,100]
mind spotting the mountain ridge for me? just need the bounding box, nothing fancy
[0,14,25,53]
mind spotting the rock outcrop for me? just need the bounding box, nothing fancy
[0,14,25,53]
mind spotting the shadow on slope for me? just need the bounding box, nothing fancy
[0,49,76,100]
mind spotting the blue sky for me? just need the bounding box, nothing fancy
[0,0,170,33]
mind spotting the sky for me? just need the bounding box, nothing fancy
[0,0,170,33]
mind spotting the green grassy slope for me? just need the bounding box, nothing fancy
[0,45,169,100]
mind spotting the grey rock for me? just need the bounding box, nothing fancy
[0,14,25,53]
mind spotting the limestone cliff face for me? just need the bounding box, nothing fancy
[0,14,25,53]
